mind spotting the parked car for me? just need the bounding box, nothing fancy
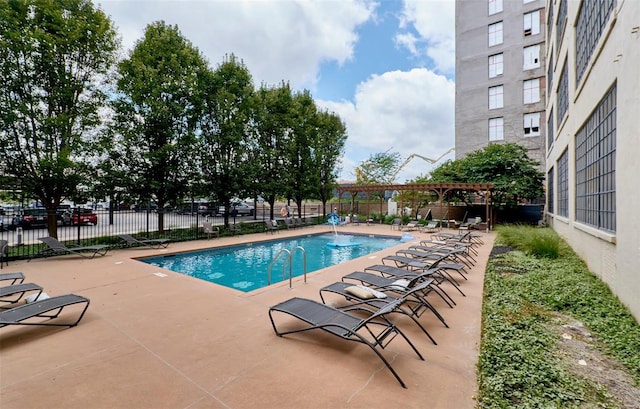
[10,208,49,229]
[218,202,254,217]
[62,208,98,226]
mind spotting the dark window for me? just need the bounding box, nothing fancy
[575,84,616,232]
[547,168,554,214]
[557,60,568,124]
[576,0,616,84]
[556,0,567,53]
[557,149,569,217]
[547,108,554,151]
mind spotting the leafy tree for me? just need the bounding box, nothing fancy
[251,82,294,220]
[0,0,119,237]
[354,151,401,185]
[312,110,347,216]
[429,143,544,208]
[197,55,255,227]
[113,21,208,232]
[285,90,320,217]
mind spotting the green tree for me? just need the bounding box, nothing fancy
[0,0,119,237]
[285,90,319,217]
[197,55,255,227]
[312,110,347,216]
[429,143,544,208]
[251,82,294,220]
[354,151,401,185]
[113,21,208,232]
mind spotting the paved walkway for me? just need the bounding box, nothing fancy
[0,224,494,409]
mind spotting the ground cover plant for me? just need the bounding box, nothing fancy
[478,226,640,408]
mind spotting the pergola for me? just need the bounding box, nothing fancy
[336,183,494,231]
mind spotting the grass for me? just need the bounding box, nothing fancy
[478,225,640,408]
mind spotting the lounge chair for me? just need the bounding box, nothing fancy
[419,221,439,233]
[265,220,280,234]
[38,237,110,259]
[341,269,453,322]
[0,283,44,308]
[401,221,419,231]
[118,234,170,249]
[0,293,90,328]
[0,272,25,285]
[382,255,466,297]
[269,296,424,388]
[0,239,8,269]
[203,222,220,239]
[319,279,440,345]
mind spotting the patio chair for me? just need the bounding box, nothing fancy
[419,221,439,233]
[0,293,90,328]
[118,234,170,249]
[265,220,280,234]
[319,279,440,345]
[0,239,8,269]
[390,218,402,230]
[0,272,25,285]
[0,283,44,308]
[38,237,110,259]
[269,296,425,388]
[341,269,453,324]
[382,255,466,297]
[203,222,220,239]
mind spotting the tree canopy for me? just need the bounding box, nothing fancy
[0,0,120,237]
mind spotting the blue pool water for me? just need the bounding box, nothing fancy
[140,233,401,292]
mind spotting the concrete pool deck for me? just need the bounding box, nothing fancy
[0,223,494,409]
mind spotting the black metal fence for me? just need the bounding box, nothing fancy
[1,206,324,264]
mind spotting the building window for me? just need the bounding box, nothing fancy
[556,0,567,52]
[575,84,616,233]
[488,0,503,15]
[523,44,541,70]
[547,53,553,93]
[557,60,568,123]
[547,0,554,42]
[523,79,540,104]
[488,21,503,46]
[489,117,504,141]
[576,0,616,84]
[557,148,568,217]
[547,167,554,214]
[488,53,504,78]
[524,112,541,137]
[489,85,504,109]
[547,108,554,151]
[523,10,540,36]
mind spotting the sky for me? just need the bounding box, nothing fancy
[98,0,456,183]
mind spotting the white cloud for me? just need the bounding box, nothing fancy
[397,0,456,74]
[99,0,375,91]
[318,68,455,182]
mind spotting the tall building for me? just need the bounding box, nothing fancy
[455,0,547,167]
[545,0,640,319]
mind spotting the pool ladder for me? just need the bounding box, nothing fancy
[267,246,307,288]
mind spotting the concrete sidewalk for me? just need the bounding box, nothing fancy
[0,225,494,409]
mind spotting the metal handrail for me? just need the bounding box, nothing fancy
[267,246,307,288]
[267,248,291,286]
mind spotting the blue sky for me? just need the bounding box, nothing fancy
[99,0,456,182]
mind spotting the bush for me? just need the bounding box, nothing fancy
[496,225,561,259]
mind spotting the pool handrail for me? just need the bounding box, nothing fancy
[267,246,307,288]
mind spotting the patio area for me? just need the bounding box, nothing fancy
[0,223,494,409]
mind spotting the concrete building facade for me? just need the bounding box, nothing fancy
[544,0,640,320]
[455,0,547,167]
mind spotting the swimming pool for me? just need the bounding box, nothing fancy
[140,233,401,292]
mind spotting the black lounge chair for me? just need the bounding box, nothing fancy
[269,296,424,388]
[382,255,466,297]
[0,294,90,328]
[319,279,440,345]
[342,269,452,323]
[0,272,25,285]
[38,237,110,259]
[118,234,170,249]
[0,283,44,308]
[0,239,8,269]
